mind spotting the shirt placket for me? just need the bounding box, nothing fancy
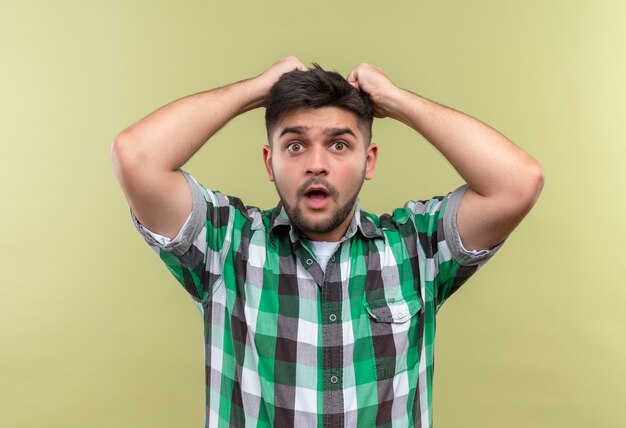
[294,240,345,427]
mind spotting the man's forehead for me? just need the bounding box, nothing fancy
[275,107,361,138]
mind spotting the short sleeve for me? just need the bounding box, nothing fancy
[441,184,505,265]
[130,169,233,303]
[407,184,506,310]
[435,183,506,308]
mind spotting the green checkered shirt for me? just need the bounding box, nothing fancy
[130,169,505,427]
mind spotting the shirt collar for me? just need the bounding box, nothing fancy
[268,199,383,247]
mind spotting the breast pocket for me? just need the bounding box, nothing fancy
[363,291,422,380]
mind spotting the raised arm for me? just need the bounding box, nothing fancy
[347,63,544,251]
[110,56,307,239]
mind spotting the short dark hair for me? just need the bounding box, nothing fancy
[264,63,374,145]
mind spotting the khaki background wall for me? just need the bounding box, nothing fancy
[2,1,624,426]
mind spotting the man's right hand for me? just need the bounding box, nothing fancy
[253,56,308,107]
[111,56,308,241]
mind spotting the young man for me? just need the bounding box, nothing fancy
[111,56,544,427]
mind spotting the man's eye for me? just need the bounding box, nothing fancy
[332,141,347,151]
[287,142,302,152]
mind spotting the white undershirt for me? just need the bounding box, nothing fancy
[309,241,340,273]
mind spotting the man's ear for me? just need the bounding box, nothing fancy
[364,142,378,180]
[262,145,274,182]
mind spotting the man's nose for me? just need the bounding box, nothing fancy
[305,146,329,176]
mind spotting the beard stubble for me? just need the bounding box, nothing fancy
[275,169,365,239]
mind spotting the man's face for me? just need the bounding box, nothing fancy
[263,106,378,242]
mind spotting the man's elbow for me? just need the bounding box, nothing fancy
[515,162,545,213]
[110,133,147,185]
[111,129,134,158]
[110,132,148,170]
[529,162,545,199]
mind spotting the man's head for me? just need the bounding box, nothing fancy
[265,63,374,145]
[263,64,378,242]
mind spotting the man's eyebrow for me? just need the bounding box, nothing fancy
[279,126,356,138]
[323,127,356,138]
[279,126,310,137]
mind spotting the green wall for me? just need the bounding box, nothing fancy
[2,1,625,426]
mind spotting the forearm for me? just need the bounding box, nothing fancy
[388,88,543,199]
[113,76,266,171]
[348,62,544,250]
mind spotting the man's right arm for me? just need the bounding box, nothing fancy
[110,56,307,240]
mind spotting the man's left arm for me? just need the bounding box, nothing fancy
[347,63,544,251]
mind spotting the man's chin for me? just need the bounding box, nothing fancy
[280,193,357,239]
[295,215,336,235]
[292,205,354,238]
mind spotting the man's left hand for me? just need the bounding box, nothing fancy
[346,63,402,119]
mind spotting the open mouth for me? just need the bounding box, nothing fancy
[302,186,331,208]
[305,188,329,201]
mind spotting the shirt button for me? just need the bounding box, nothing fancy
[305,258,313,266]
[330,375,339,384]
[329,313,337,322]
[331,255,336,262]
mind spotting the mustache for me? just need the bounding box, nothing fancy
[296,177,338,200]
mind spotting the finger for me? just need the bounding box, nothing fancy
[347,78,360,90]
[346,70,359,88]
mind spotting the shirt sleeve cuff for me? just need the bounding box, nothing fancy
[443,183,506,266]
[130,169,207,256]
[142,211,193,246]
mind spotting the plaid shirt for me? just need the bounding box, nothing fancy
[130,169,504,427]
